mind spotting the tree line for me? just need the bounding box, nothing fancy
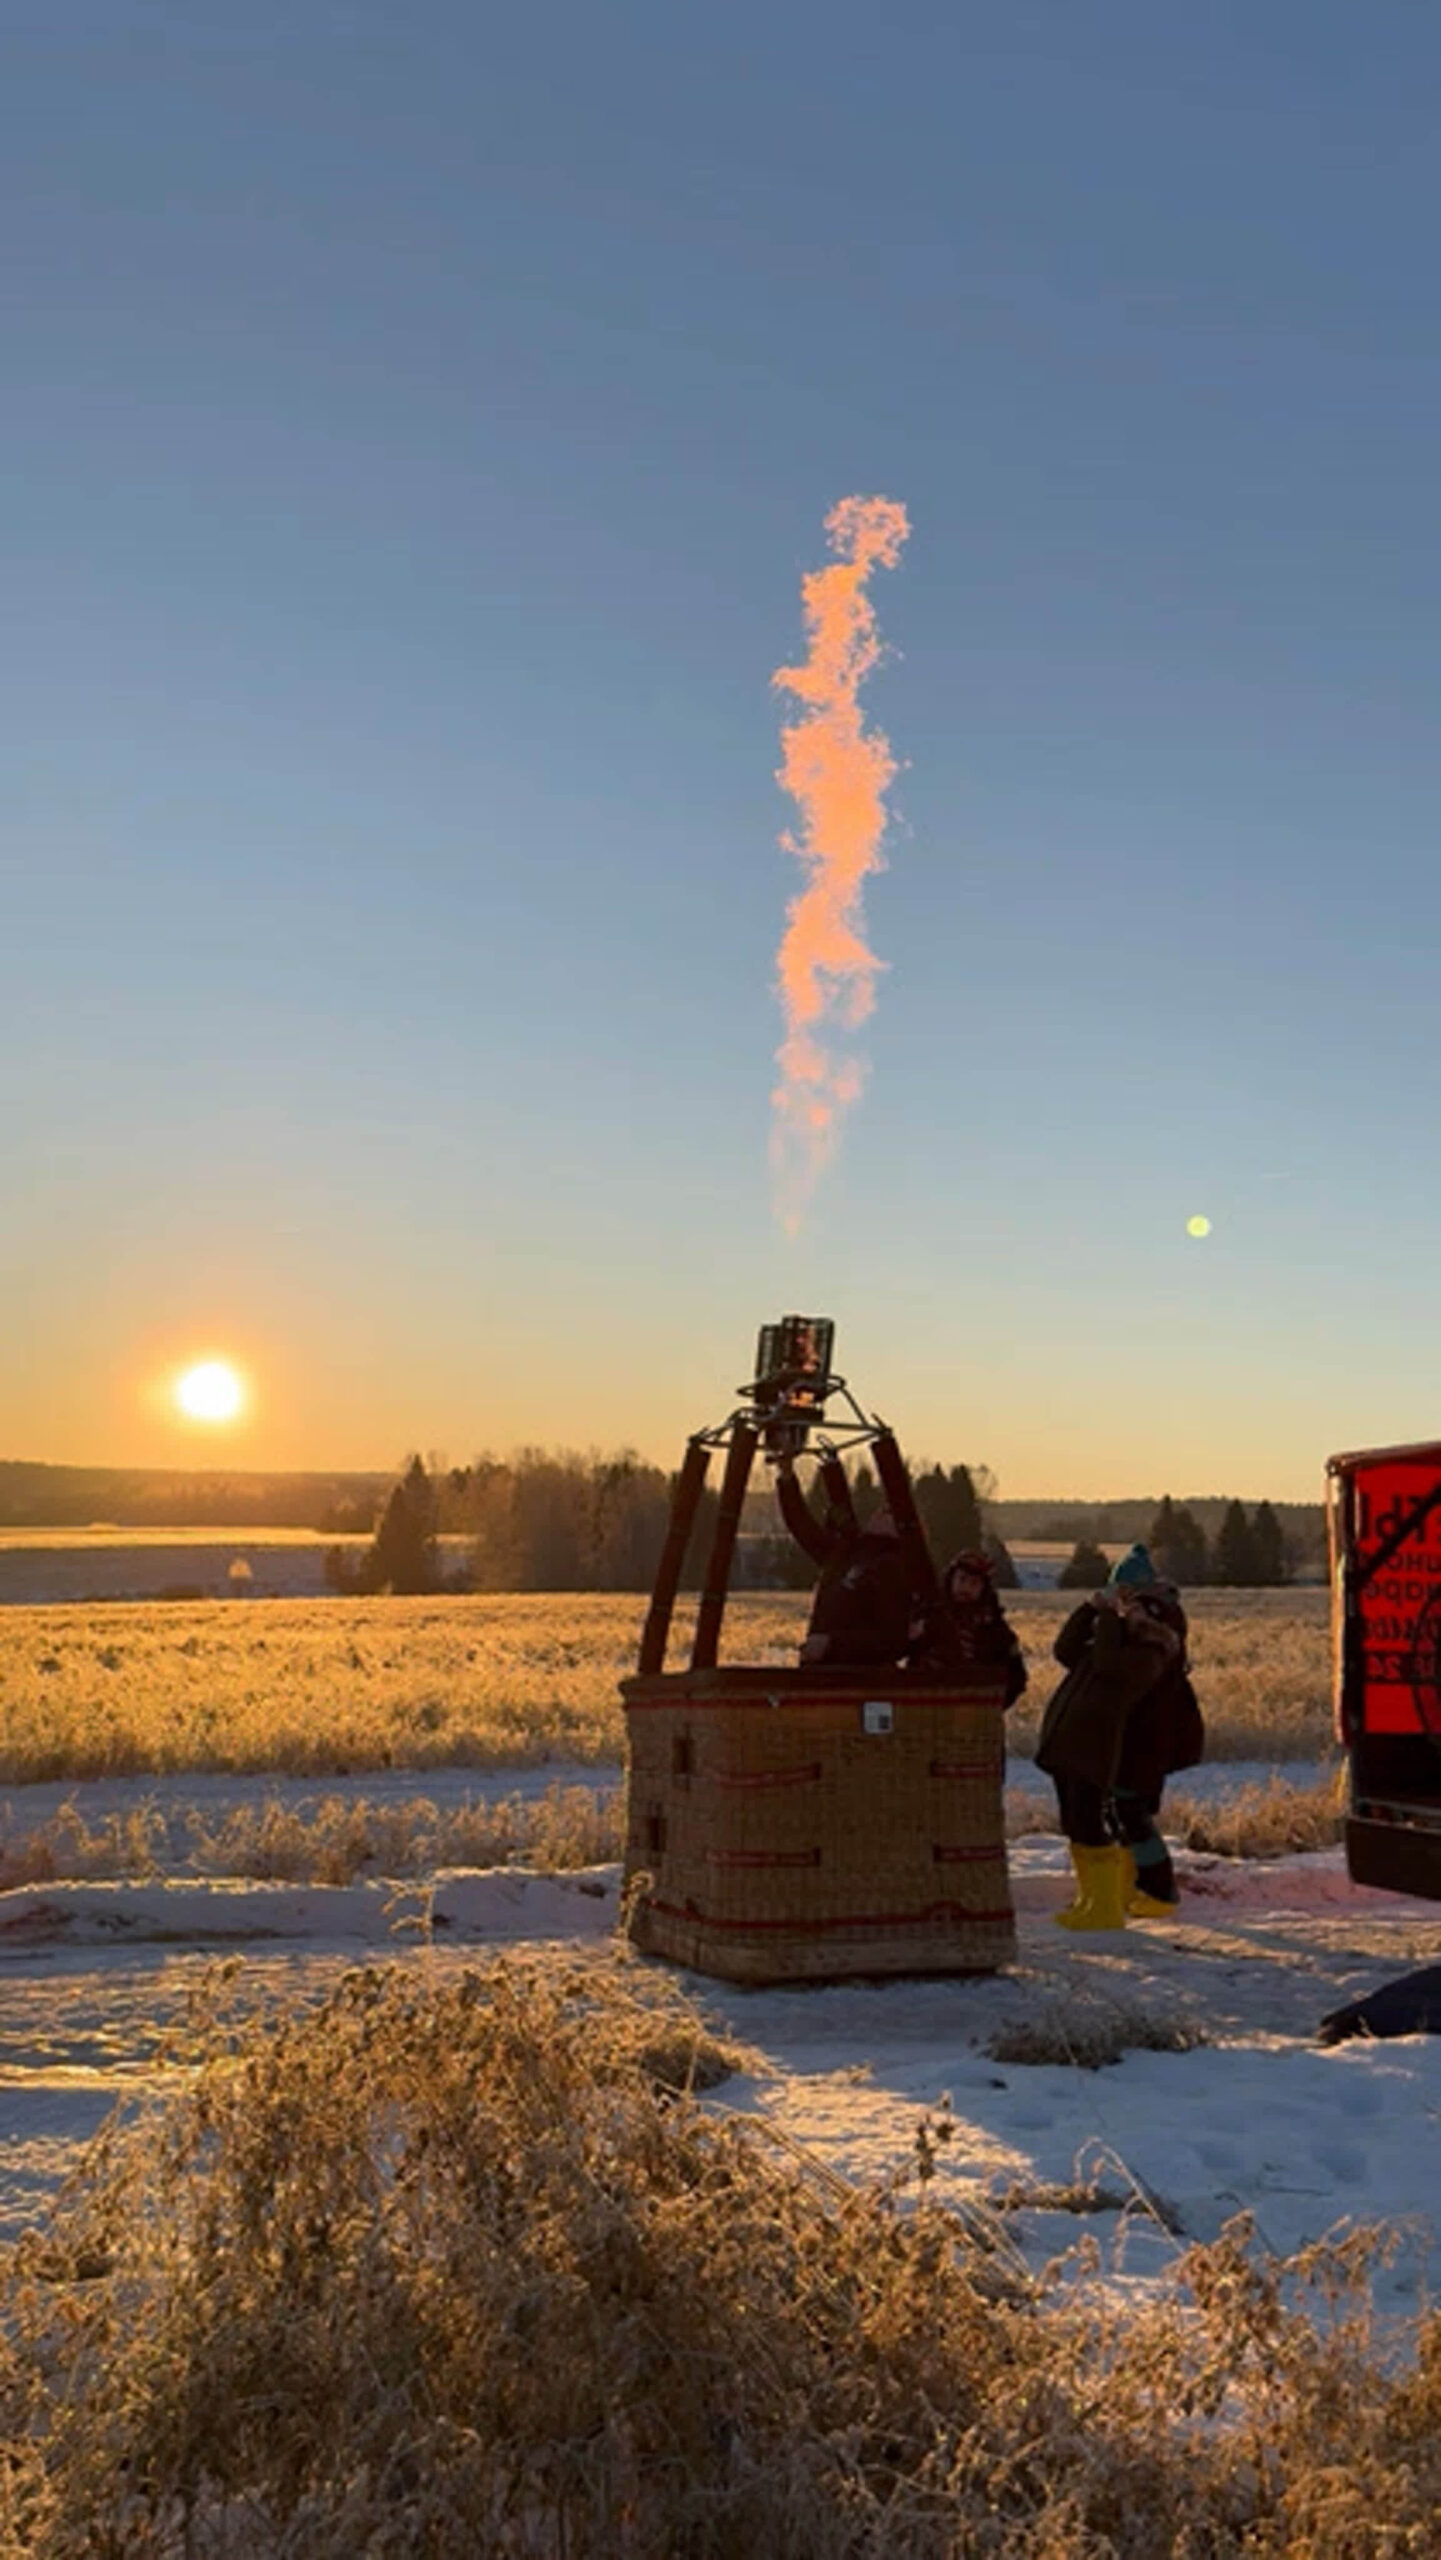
[330,1456,1297,1599]
[326,1452,1019,1597]
[1059,1494,1293,1591]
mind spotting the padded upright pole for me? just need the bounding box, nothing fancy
[691,1423,758,1670]
[638,1438,711,1675]
[872,1428,939,1604]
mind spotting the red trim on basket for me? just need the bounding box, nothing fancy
[646,1897,1014,1934]
[704,1847,822,1869]
[706,1762,823,1790]
[622,1688,996,1710]
[929,1759,1000,1780]
[931,1844,1006,1864]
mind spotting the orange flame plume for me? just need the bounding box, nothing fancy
[771,494,910,1227]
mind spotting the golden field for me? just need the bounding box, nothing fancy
[0,1586,1333,1786]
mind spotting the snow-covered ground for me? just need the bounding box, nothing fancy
[1,1759,1438,2336]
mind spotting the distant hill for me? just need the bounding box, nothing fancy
[0,1463,388,1533]
[0,1463,1331,1573]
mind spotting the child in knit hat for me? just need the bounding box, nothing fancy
[1035,1544,1204,1928]
[1108,1542,1158,1590]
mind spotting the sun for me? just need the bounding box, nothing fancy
[174,1359,246,1424]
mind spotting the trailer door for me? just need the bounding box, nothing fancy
[1331,1442,1441,1901]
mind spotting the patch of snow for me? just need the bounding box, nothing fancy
[0,1866,622,1949]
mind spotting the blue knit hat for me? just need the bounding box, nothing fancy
[1109,1543,1157,1589]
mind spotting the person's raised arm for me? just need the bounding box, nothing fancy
[774,1458,836,1566]
[1053,1601,1098,1668]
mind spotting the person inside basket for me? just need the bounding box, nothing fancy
[1034,1543,1204,1930]
[908,1551,1028,1706]
[775,1458,916,1668]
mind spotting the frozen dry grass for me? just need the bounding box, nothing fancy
[1,1954,1436,2558]
[0,1594,804,1784]
[1,1773,1343,1889]
[0,1594,665,1781]
[1167,1768,1346,1861]
[0,1588,1331,1788]
[0,1781,625,1889]
[984,1998,1210,2071]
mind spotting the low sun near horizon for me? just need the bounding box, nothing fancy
[172,1360,247,1427]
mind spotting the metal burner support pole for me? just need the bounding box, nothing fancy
[691,1423,758,1669]
[637,1437,711,1676]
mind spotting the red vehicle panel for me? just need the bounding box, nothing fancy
[1329,1441,1441,1901]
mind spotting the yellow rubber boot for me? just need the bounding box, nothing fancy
[1054,1842,1131,1932]
[1054,1843,1110,1929]
[1126,1844,1180,1916]
[1129,1883,1180,1918]
[1055,1841,1090,1924]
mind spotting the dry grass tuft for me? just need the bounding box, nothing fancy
[2,1956,1438,2556]
[1004,1784,1060,1838]
[996,2173,1135,2217]
[182,1780,623,1884]
[984,1998,1210,2071]
[0,1782,626,1889]
[1167,1769,1346,1861]
[0,1799,171,1887]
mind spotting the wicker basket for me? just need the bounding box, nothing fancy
[621,1664,1014,1983]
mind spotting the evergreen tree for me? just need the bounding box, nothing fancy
[358,1456,440,1595]
[1251,1499,1289,1587]
[1148,1496,1177,1569]
[584,1454,672,1590]
[1058,1539,1111,1590]
[1214,1498,1262,1587]
[913,1464,984,1562]
[1148,1495,1210,1586]
[984,1533,1020,1589]
[463,1449,719,1593]
[509,1454,587,1590]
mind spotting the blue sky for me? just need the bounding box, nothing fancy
[4,0,1439,1496]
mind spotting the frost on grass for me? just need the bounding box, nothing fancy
[1168,1768,1346,1860]
[0,1772,1350,1890]
[0,1782,626,1889]
[0,1587,1333,1784]
[985,1996,1210,2071]
[2,1953,1439,2558]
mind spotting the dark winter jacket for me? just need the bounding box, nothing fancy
[775,1467,916,1667]
[798,1525,915,1667]
[908,1589,1029,1704]
[1035,1594,1204,1792]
